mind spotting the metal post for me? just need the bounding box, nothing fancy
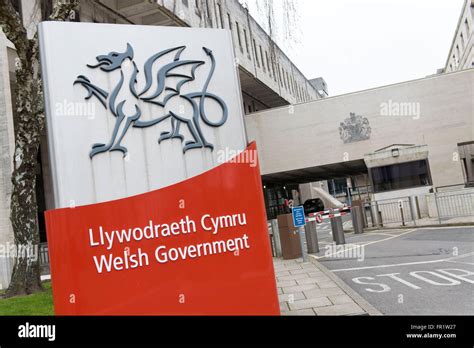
[330,216,345,245]
[297,226,308,262]
[400,203,405,226]
[361,204,368,228]
[409,196,417,226]
[368,202,376,227]
[352,206,364,234]
[271,219,282,257]
[304,220,320,253]
[434,193,442,224]
[415,196,421,220]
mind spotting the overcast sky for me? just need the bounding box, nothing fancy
[245,0,465,96]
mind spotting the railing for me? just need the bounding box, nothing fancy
[435,191,474,220]
[364,197,416,227]
[39,243,49,266]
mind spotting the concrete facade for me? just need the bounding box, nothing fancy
[95,0,321,110]
[445,0,474,72]
[246,69,474,193]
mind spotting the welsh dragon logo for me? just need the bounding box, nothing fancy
[74,43,228,158]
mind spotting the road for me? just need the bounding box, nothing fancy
[310,224,474,315]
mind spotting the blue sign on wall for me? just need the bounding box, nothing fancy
[292,206,306,228]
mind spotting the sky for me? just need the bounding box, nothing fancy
[244,0,465,96]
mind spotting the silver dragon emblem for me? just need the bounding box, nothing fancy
[338,112,371,144]
[74,43,228,158]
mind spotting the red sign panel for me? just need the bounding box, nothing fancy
[45,142,279,315]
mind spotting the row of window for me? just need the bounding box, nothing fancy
[183,0,312,103]
[449,17,471,71]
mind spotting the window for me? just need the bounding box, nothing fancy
[259,46,265,72]
[271,59,276,81]
[243,29,250,55]
[456,45,460,61]
[227,13,232,30]
[278,66,283,87]
[465,18,470,34]
[235,22,243,51]
[194,0,202,17]
[205,0,212,25]
[461,33,465,50]
[217,3,224,28]
[370,160,432,193]
[265,51,271,77]
[458,141,474,187]
[182,0,189,7]
[253,39,260,67]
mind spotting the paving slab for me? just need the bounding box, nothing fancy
[274,257,381,316]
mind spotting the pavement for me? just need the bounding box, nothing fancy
[312,226,474,315]
[273,257,381,316]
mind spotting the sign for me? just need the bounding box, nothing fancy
[292,206,306,228]
[39,23,279,315]
[38,22,247,208]
[45,142,279,315]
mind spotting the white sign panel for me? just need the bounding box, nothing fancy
[38,22,247,209]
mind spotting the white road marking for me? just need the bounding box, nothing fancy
[446,260,474,266]
[375,233,400,237]
[311,229,417,260]
[330,251,474,272]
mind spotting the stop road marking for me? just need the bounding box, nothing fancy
[352,268,474,293]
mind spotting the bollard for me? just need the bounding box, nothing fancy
[400,204,406,226]
[368,203,377,227]
[351,206,364,234]
[330,216,345,245]
[297,226,308,262]
[304,220,320,253]
[271,219,282,257]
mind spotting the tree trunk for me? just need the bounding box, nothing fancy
[5,56,44,297]
[0,0,79,298]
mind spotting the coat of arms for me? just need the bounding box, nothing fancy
[74,43,228,158]
[339,112,371,144]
